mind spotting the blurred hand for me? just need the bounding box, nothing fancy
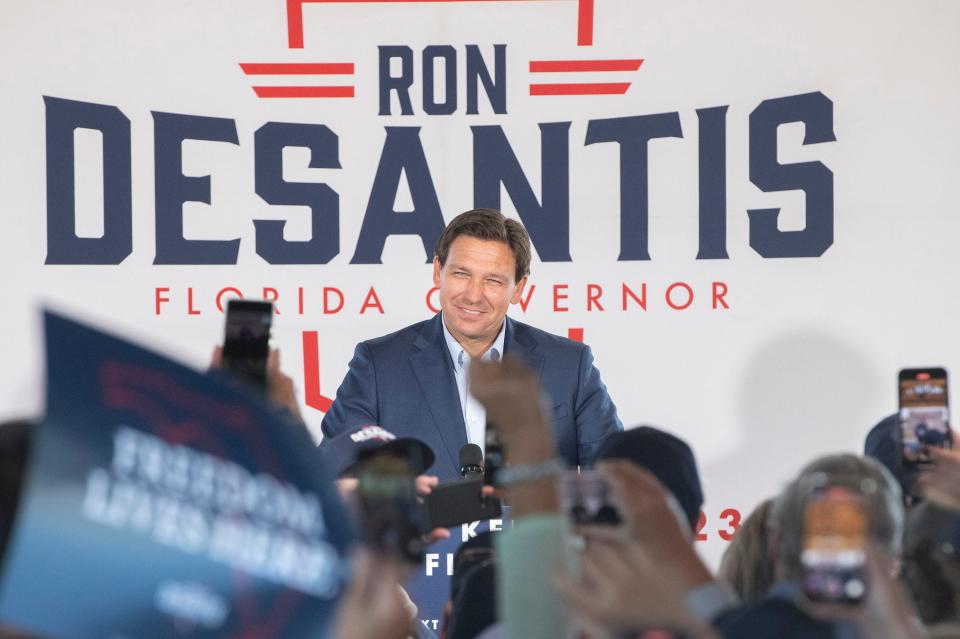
[554,527,684,635]
[415,474,439,496]
[917,447,960,510]
[265,349,302,421]
[551,461,717,637]
[210,347,303,421]
[597,461,714,591]
[805,545,922,639]
[333,550,413,639]
[552,529,713,637]
[468,357,553,463]
[468,357,559,516]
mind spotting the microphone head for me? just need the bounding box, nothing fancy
[460,443,484,469]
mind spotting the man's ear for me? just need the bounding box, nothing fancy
[433,257,442,288]
[510,275,529,305]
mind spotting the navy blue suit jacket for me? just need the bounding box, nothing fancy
[320,314,622,480]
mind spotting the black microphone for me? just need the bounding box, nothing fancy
[459,443,484,480]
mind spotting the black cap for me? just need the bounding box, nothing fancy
[594,425,704,532]
[320,425,435,477]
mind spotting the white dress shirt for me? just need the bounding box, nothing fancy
[440,313,505,456]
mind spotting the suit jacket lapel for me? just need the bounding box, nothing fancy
[504,316,546,378]
[410,314,468,471]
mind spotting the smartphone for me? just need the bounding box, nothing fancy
[898,367,951,466]
[356,451,425,564]
[222,300,273,389]
[421,478,502,530]
[800,479,868,605]
[557,469,622,526]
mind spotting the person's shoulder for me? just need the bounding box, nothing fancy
[716,598,829,637]
[510,318,587,355]
[360,316,436,355]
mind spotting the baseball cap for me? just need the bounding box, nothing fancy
[320,425,435,477]
[594,425,704,532]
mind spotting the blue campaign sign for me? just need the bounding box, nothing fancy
[407,515,508,634]
[0,312,353,638]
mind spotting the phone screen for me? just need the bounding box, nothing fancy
[558,469,622,527]
[801,484,868,604]
[222,300,272,388]
[356,452,424,564]
[899,368,950,466]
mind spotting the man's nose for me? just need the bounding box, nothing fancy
[463,277,483,302]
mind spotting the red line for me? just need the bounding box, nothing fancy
[240,62,355,75]
[567,327,584,343]
[303,331,334,413]
[530,82,630,96]
[578,0,593,46]
[252,86,355,98]
[300,0,578,2]
[288,0,596,48]
[529,59,643,72]
[288,0,304,48]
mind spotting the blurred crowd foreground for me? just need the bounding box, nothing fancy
[0,312,958,639]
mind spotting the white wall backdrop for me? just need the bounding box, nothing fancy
[2,0,959,566]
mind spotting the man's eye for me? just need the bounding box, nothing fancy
[486,279,503,286]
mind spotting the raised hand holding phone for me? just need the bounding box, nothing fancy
[221,300,273,389]
[799,474,870,606]
[898,367,951,467]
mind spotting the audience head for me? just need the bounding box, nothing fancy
[434,208,532,283]
[449,532,494,604]
[769,453,903,582]
[447,559,497,639]
[864,413,923,505]
[441,532,495,639]
[717,498,775,602]
[901,500,960,625]
[320,424,435,479]
[594,425,703,532]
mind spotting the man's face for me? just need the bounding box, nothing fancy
[433,236,528,350]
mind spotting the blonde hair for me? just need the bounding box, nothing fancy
[718,499,775,602]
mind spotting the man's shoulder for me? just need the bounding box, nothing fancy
[359,316,435,356]
[716,597,833,638]
[509,318,588,356]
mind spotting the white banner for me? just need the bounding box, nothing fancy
[3,0,959,576]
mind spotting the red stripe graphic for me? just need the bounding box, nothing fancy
[303,331,334,413]
[530,82,630,96]
[287,0,595,49]
[529,59,643,73]
[240,62,355,75]
[252,86,355,98]
[577,0,593,46]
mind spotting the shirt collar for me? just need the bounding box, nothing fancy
[440,313,506,370]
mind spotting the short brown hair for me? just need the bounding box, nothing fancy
[434,208,532,282]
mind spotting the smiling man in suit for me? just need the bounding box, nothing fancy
[320,208,622,480]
